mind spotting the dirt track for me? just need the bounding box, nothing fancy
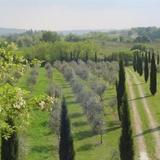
[127,70,149,160]
[129,70,160,160]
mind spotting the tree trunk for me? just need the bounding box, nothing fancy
[1,119,18,160]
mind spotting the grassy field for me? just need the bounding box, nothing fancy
[17,67,121,160]
[18,68,57,160]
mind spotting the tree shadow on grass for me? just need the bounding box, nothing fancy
[65,94,73,99]
[72,121,87,127]
[70,112,83,118]
[129,94,151,101]
[134,126,160,137]
[74,130,94,140]
[31,144,54,153]
[107,120,120,128]
[103,96,115,101]
[67,101,77,105]
[104,120,121,133]
[106,126,121,133]
[77,143,94,152]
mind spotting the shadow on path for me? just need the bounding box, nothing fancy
[129,94,151,101]
[134,126,160,137]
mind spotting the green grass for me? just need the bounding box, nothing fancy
[18,68,57,160]
[17,67,121,160]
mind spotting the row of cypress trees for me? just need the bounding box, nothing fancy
[116,59,134,160]
[133,51,157,95]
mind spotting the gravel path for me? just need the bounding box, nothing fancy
[129,69,160,160]
[127,71,149,160]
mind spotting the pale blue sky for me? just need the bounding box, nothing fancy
[0,0,160,31]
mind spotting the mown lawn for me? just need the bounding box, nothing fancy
[18,67,121,160]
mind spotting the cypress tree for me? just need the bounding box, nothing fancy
[95,52,97,63]
[59,98,75,160]
[136,54,139,74]
[144,53,149,82]
[139,55,143,76]
[157,54,159,65]
[85,52,88,63]
[117,59,125,121]
[119,93,134,160]
[133,54,137,72]
[150,53,157,95]
[148,51,151,63]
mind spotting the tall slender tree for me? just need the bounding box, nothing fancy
[85,52,88,63]
[148,51,151,63]
[150,53,157,95]
[119,93,134,160]
[139,55,143,76]
[117,59,125,121]
[133,54,137,72]
[144,53,149,82]
[157,54,159,65]
[59,98,75,160]
[95,52,97,63]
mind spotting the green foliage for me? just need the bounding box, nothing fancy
[41,31,60,43]
[150,53,157,95]
[65,33,84,42]
[117,59,125,121]
[133,54,137,72]
[157,54,159,65]
[0,84,30,139]
[144,53,149,82]
[131,44,146,51]
[134,35,151,43]
[21,40,98,62]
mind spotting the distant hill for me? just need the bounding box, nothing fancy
[0,28,25,36]
[58,29,113,35]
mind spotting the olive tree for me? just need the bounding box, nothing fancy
[45,62,53,80]
[91,82,106,101]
